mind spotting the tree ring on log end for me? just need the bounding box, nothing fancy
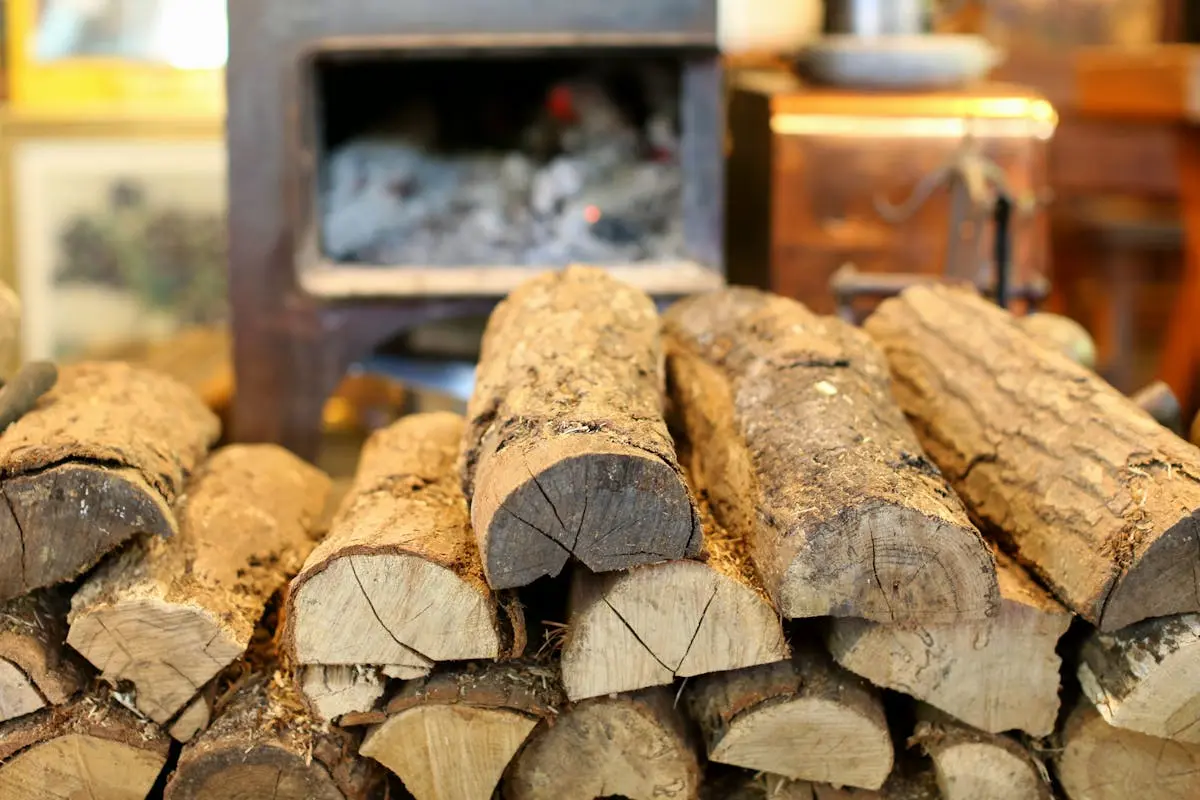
[0,732,167,799]
[166,745,346,800]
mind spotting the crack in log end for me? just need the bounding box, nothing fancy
[1,487,27,593]
[675,586,719,675]
[347,557,434,665]
[776,357,851,370]
[601,596,673,674]
[868,524,896,623]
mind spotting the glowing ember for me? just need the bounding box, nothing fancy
[584,205,602,224]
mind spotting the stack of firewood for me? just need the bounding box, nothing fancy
[0,267,1197,800]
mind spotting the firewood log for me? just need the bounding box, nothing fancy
[910,705,1052,800]
[1055,700,1200,800]
[826,550,1071,737]
[561,498,787,700]
[67,444,330,729]
[865,284,1200,631]
[663,287,998,624]
[461,266,700,590]
[164,670,383,800]
[686,643,893,790]
[287,413,522,681]
[505,685,702,800]
[361,661,563,800]
[1078,613,1200,742]
[0,362,219,601]
[169,691,213,743]
[301,665,387,724]
[0,589,84,723]
[0,694,170,799]
[708,764,942,800]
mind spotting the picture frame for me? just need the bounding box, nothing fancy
[5,0,225,114]
[0,110,227,362]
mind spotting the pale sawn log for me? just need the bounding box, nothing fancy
[663,287,998,624]
[865,284,1200,631]
[506,685,701,800]
[0,694,170,799]
[67,444,331,727]
[686,643,893,790]
[561,498,787,700]
[911,705,1051,800]
[1078,612,1200,742]
[301,665,386,724]
[461,266,700,589]
[826,550,1070,737]
[362,661,563,800]
[288,412,521,671]
[164,670,383,800]
[1055,700,1200,800]
[0,589,84,723]
[0,362,219,600]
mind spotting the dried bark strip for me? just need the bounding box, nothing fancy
[0,362,220,600]
[1078,613,1200,743]
[288,413,519,673]
[461,266,700,589]
[865,284,1200,631]
[68,444,330,729]
[663,287,998,623]
[0,694,170,799]
[0,589,84,723]
[686,643,893,791]
[505,685,701,800]
[363,661,563,800]
[827,550,1071,737]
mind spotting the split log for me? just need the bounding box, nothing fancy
[0,362,219,600]
[506,685,702,800]
[911,705,1051,800]
[169,692,213,743]
[0,589,84,723]
[561,498,787,700]
[165,670,383,800]
[1055,700,1200,800]
[361,661,562,800]
[702,761,940,800]
[301,665,386,724]
[686,643,893,790]
[1078,612,1200,742]
[826,550,1071,736]
[663,287,998,623]
[0,695,170,799]
[288,412,521,673]
[461,266,700,589]
[865,283,1200,631]
[67,444,331,727]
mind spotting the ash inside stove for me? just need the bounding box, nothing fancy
[316,54,687,266]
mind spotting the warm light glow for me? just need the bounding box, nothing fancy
[154,1,228,69]
[584,205,602,224]
[771,113,1057,140]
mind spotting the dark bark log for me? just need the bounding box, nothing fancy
[0,589,84,723]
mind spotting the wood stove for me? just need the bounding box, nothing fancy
[227,0,723,457]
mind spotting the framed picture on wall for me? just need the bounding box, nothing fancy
[7,133,227,361]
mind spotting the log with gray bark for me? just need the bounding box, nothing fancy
[865,284,1200,631]
[461,266,700,590]
[663,287,998,624]
[0,589,84,724]
[287,412,524,697]
[67,444,330,734]
[0,362,219,601]
[1078,612,1200,743]
[826,550,1071,737]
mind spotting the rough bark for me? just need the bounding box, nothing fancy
[0,694,171,799]
[164,671,383,800]
[911,705,1052,800]
[362,661,563,800]
[686,643,893,790]
[827,550,1071,737]
[67,444,330,729]
[461,266,700,590]
[288,413,520,672]
[865,284,1200,631]
[1055,700,1200,800]
[0,362,220,600]
[663,287,998,624]
[0,589,84,723]
[561,496,787,700]
[505,685,701,800]
[1078,612,1200,742]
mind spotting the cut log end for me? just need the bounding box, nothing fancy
[1098,513,1200,632]
[0,589,84,722]
[169,694,212,743]
[1056,701,1200,800]
[168,745,349,800]
[0,658,45,722]
[475,441,699,589]
[301,665,386,724]
[912,707,1051,800]
[562,559,787,701]
[781,503,999,624]
[506,688,701,800]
